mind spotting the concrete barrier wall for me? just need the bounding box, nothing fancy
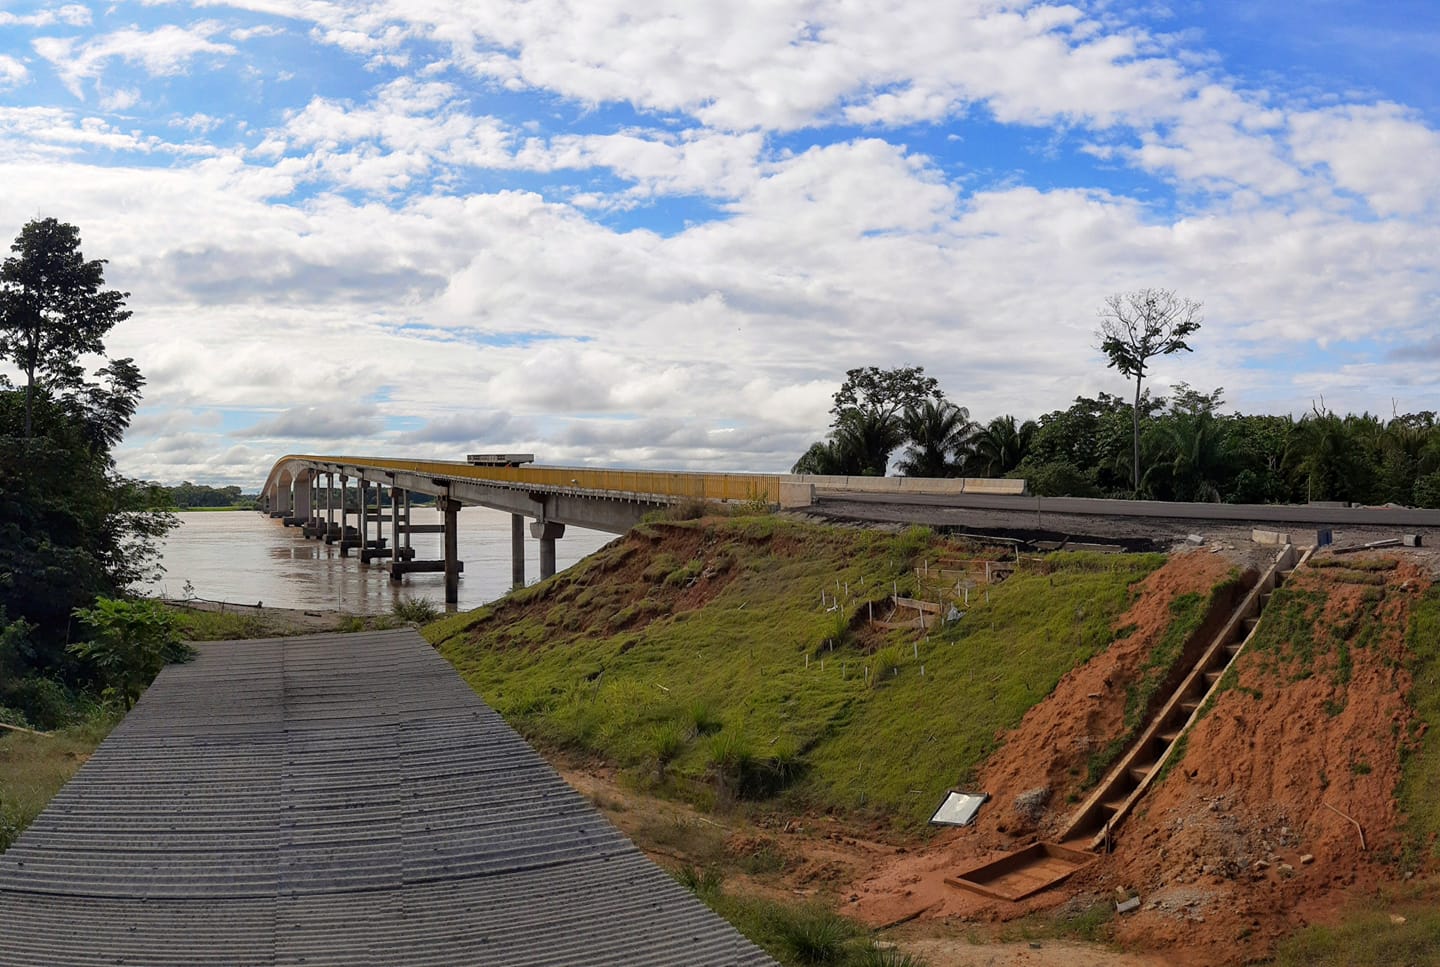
[961,478,1028,496]
[804,475,1026,497]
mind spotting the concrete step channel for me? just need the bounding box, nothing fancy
[946,543,1311,902]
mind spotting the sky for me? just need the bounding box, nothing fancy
[1,0,1438,486]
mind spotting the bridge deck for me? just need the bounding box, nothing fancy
[0,630,774,966]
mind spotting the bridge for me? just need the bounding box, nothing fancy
[261,454,1440,605]
[260,454,1028,603]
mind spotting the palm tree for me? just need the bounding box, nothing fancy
[791,439,849,475]
[896,400,974,477]
[1145,409,1230,502]
[969,415,1035,477]
[831,408,905,476]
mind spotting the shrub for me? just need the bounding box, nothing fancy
[68,597,195,707]
[672,863,723,898]
[648,720,688,768]
[851,947,929,967]
[686,700,723,737]
[393,597,440,624]
[770,905,854,965]
[2,677,74,731]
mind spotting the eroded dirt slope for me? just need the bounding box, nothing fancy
[850,551,1435,966]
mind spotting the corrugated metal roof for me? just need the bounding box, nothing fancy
[0,630,776,966]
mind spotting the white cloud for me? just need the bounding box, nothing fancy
[33,21,237,99]
[230,24,285,42]
[0,4,91,27]
[5,1,1440,486]
[0,56,28,90]
[99,87,141,111]
[1289,103,1440,216]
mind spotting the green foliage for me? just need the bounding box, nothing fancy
[794,365,943,476]
[167,608,266,641]
[392,597,440,624]
[162,481,254,509]
[0,218,175,706]
[671,863,724,897]
[895,400,974,478]
[68,597,195,707]
[1,677,76,732]
[0,217,132,439]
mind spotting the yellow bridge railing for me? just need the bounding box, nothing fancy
[269,455,785,503]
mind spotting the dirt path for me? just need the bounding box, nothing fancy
[557,760,1173,966]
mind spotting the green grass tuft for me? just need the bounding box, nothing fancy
[1398,584,1440,865]
[1269,908,1440,966]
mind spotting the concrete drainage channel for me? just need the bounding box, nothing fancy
[946,543,1311,902]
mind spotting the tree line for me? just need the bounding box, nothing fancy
[794,371,1440,509]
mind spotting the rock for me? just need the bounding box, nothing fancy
[1300,853,1314,865]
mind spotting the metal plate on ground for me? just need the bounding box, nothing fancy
[929,790,989,827]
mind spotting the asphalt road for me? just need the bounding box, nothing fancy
[810,492,1440,552]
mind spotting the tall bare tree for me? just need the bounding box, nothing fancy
[1096,288,1203,494]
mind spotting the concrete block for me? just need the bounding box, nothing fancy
[961,478,1028,496]
[1251,528,1290,546]
[1405,534,1424,547]
[779,482,815,509]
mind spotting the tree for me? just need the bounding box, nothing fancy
[896,400,974,477]
[829,366,943,425]
[969,415,1035,477]
[1096,288,1203,495]
[0,218,131,439]
[0,219,171,726]
[1143,388,1231,502]
[831,408,906,476]
[795,365,947,476]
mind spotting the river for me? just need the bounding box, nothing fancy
[146,510,617,613]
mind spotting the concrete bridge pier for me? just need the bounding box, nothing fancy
[530,519,565,581]
[293,476,311,523]
[443,496,461,605]
[511,513,525,589]
[325,472,338,540]
[331,475,348,545]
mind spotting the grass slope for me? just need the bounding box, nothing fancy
[427,516,1165,828]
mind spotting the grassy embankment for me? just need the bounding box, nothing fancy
[427,516,1167,829]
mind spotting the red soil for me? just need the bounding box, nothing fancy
[847,551,1433,965]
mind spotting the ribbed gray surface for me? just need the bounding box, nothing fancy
[0,630,775,966]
